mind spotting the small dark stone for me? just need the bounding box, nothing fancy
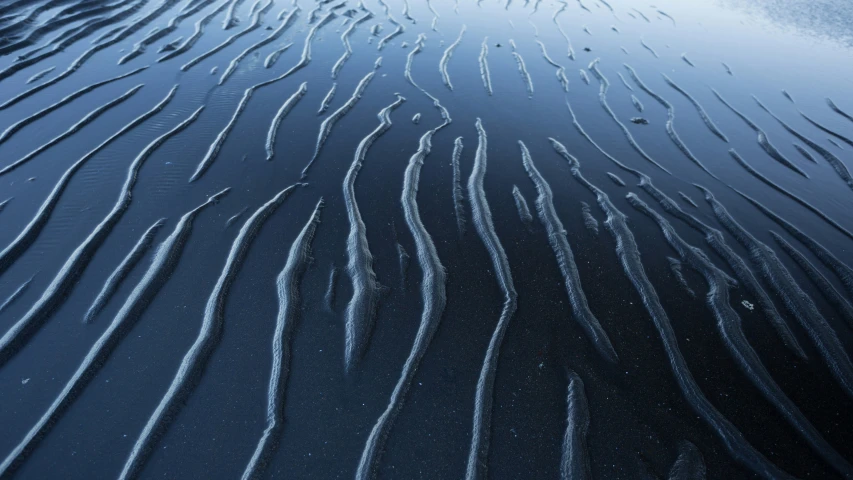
[265,25,273,30]
[441,366,458,384]
[496,43,502,47]
[631,117,649,125]
[583,47,591,52]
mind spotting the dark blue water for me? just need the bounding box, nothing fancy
[1,0,852,478]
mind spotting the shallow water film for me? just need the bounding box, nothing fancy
[1,0,853,478]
